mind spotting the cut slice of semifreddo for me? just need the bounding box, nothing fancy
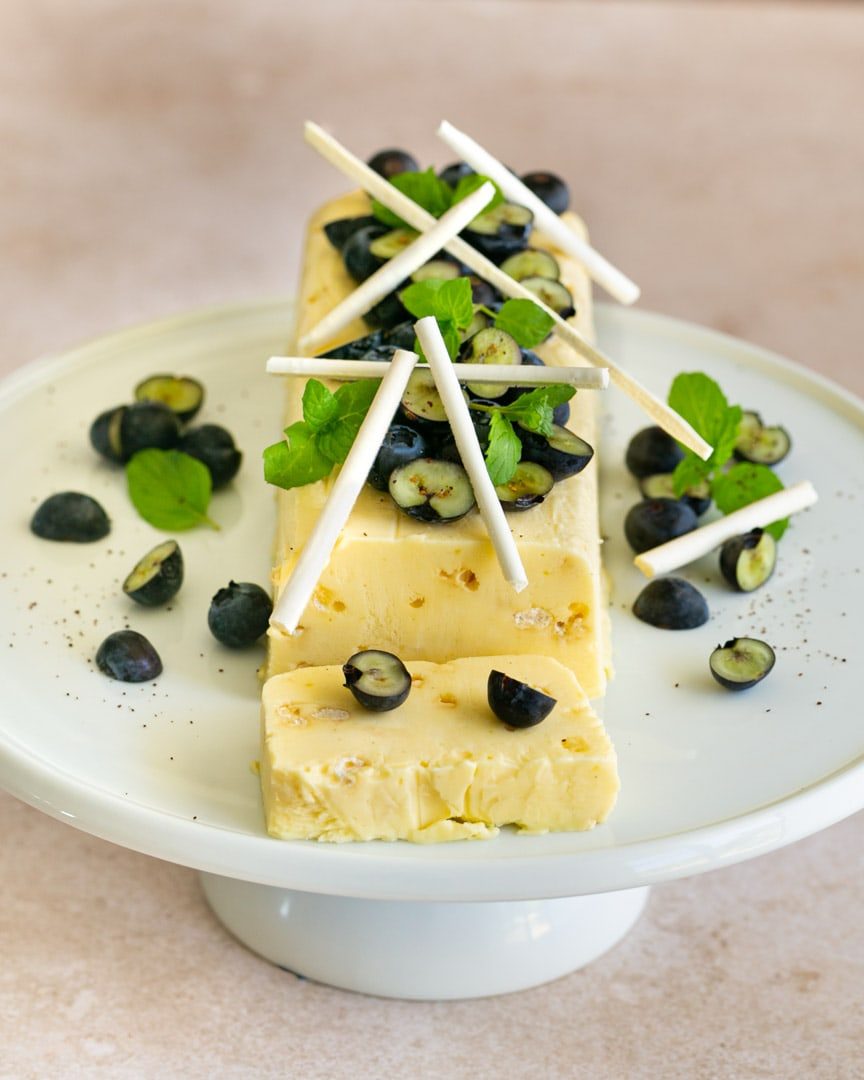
[261,655,618,843]
[266,190,611,699]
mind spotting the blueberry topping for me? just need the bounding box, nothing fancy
[122,539,184,607]
[518,277,575,319]
[179,424,242,488]
[710,637,775,690]
[207,581,272,648]
[410,255,463,283]
[398,369,452,430]
[323,215,380,252]
[499,248,561,282]
[95,630,162,682]
[134,374,205,423]
[342,649,412,712]
[30,492,110,543]
[624,498,698,554]
[89,405,126,463]
[91,402,181,464]
[633,578,709,630]
[438,161,474,187]
[719,528,777,592]
[520,171,570,215]
[487,670,557,728]
[341,223,389,283]
[467,276,502,308]
[625,426,685,480]
[733,410,791,466]
[388,458,475,523]
[460,326,523,400]
[367,149,419,179]
[511,351,569,423]
[463,202,533,263]
[367,424,428,491]
[638,473,711,517]
[494,462,554,512]
[518,424,594,481]
[364,291,408,331]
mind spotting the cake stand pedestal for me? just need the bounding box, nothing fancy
[199,873,649,999]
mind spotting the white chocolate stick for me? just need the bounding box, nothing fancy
[299,182,495,354]
[634,480,818,578]
[270,349,419,633]
[267,355,609,389]
[304,122,710,460]
[437,120,640,305]
[415,316,528,593]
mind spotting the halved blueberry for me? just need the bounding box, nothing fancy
[468,276,502,308]
[495,462,554,512]
[398,369,452,432]
[710,637,775,690]
[487,670,557,728]
[208,581,272,648]
[388,458,475,523]
[134,374,205,423]
[518,424,593,481]
[460,326,523,400]
[122,539,184,606]
[625,426,685,480]
[499,248,560,282]
[719,528,777,592]
[369,227,418,260]
[365,292,408,331]
[179,424,242,488]
[91,402,181,464]
[367,424,428,491]
[639,473,711,517]
[624,498,698,554]
[96,630,162,682]
[367,149,419,179]
[519,277,575,319]
[31,492,110,542]
[89,405,126,463]
[733,410,791,466]
[633,578,709,630]
[438,162,474,187]
[343,649,412,712]
[323,215,380,252]
[520,171,570,215]
[463,203,534,263]
[410,255,463,283]
[342,223,389,282]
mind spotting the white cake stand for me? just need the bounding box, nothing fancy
[1,302,861,999]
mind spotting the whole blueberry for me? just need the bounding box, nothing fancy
[367,148,418,179]
[633,578,709,630]
[368,425,428,491]
[624,498,698,554]
[208,581,272,648]
[520,170,570,215]
[31,492,110,542]
[95,630,163,682]
[625,426,685,480]
[179,424,242,488]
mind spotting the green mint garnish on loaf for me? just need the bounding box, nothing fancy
[263,377,381,491]
[371,168,503,229]
[126,448,218,530]
[473,385,576,485]
[492,299,554,350]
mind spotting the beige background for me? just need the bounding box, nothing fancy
[1,2,863,1077]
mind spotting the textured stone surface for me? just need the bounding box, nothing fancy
[1,1,863,1076]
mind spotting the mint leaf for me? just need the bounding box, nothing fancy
[371,168,453,227]
[400,279,447,319]
[494,299,555,350]
[496,385,575,437]
[302,380,338,432]
[668,372,742,468]
[434,278,474,330]
[126,449,217,530]
[316,378,381,463]
[263,422,333,490]
[672,453,713,497]
[712,463,788,540]
[452,173,505,212]
[485,411,522,485]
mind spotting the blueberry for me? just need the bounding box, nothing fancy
[624,498,698,554]
[467,276,502,308]
[518,424,594,481]
[388,458,475,523]
[89,406,126,463]
[123,539,183,606]
[31,492,110,542]
[323,215,379,252]
[487,670,557,728]
[710,637,775,690]
[364,291,408,331]
[343,650,412,712]
[342,224,389,283]
[368,425,428,491]
[120,401,182,459]
[638,473,711,517]
[507,352,570,424]
[208,581,272,648]
[719,529,776,592]
[494,461,554,512]
[179,424,242,488]
[134,374,205,423]
[633,578,709,630]
[438,162,475,187]
[625,426,685,480]
[95,630,162,682]
[733,410,791,466]
[463,203,534,264]
[520,171,570,215]
[367,148,419,179]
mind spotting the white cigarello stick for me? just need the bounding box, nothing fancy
[298,182,496,354]
[267,355,610,389]
[415,316,528,594]
[634,480,818,579]
[437,120,640,306]
[270,349,419,633]
[304,122,708,459]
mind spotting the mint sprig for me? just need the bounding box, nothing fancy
[126,449,218,530]
[371,168,503,229]
[263,377,380,491]
[492,299,554,350]
[712,463,788,540]
[485,412,522,486]
[472,385,576,484]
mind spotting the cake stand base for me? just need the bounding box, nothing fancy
[199,873,649,1000]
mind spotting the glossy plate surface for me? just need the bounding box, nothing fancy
[1,301,861,901]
